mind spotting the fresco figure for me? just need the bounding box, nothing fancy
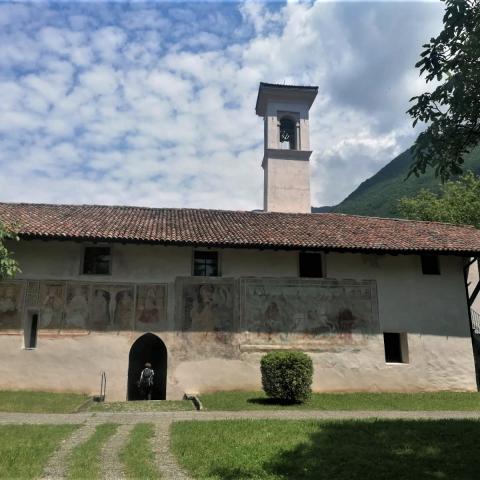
[264,301,280,340]
[139,287,159,323]
[136,285,167,330]
[65,285,90,329]
[39,283,64,329]
[336,308,359,342]
[113,288,134,330]
[90,288,110,330]
[0,283,21,328]
[187,284,232,332]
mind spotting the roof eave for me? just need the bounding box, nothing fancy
[16,233,479,257]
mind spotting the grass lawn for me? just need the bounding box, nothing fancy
[67,423,118,480]
[89,399,194,412]
[171,419,480,480]
[0,424,78,479]
[199,390,480,411]
[0,390,89,413]
[120,423,159,480]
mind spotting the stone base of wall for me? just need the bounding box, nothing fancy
[0,331,476,401]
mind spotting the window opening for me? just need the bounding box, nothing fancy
[421,255,440,275]
[193,251,219,276]
[383,332,408,363]
[279,117,296,150]
[25,312,38,349]
[299,252,323,278]
[83,246,111,275]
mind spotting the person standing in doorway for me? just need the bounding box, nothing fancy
[138,362,155,400]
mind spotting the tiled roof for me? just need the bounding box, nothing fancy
[258,82,319,91]
[0,202,479,255]
[255,82,318,116]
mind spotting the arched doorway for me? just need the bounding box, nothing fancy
[127,333,167,400]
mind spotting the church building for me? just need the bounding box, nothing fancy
[1,82,480,400]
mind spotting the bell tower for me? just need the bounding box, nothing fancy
[255,82,318,213]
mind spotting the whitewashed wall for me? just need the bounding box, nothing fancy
[0,239,475,400]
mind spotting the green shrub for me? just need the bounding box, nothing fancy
[260,350,313,403]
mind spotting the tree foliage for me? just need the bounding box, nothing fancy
[398,171,480,227]
[0,223,20,280]
[408,0,480,181]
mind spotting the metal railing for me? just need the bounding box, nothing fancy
[471,309,480,334]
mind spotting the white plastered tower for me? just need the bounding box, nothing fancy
[255,82,318,213]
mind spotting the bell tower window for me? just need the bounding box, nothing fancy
[279,117,296,150]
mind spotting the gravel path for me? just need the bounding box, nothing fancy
[2,410,480,425]
[6,409,480,480]
[154,420,192,480]
[101,424,133,480]
[41,423,95,480]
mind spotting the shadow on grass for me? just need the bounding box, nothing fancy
[209,420,479,480]
[246,397,300,406]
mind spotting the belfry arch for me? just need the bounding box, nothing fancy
[127,333,167,400]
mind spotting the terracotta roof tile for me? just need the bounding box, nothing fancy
[0,202,480,255]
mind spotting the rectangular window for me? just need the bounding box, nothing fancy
[421,255,440,275]
[83,246,111,275]
[193,251,219,276]
[24,312,38,349]
[383,332,408,363]
[299,252,323,278]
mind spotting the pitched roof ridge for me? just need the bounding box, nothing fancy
[0,202,249,214]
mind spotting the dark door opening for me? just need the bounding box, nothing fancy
[127,333,167,400]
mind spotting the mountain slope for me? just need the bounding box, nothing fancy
[314,146,480,218]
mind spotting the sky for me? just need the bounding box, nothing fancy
[0,0,444,210]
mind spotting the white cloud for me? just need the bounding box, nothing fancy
[0,0,444,211]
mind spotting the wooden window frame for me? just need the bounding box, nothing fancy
[192,250,221,277]
[298,251,326,278]
[81,244,113,276]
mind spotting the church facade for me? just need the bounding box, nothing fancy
[1,83,480,400]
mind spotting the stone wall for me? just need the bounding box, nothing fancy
[0,240,476,399]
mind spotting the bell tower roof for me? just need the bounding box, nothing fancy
[255,82,318,117]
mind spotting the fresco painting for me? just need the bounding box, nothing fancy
[135,284,167,331]
[0,282,23,329]
[183,283,233,332]
[90,285,134,331]
[240,279,378,346]
[0,280,152,332]
[90,286,111,330]
[172,278,236,359]
[113,286,135,330]
[39,282,65,329]
[178,280,234,332]
[1,277,378,345]
[64,284,90,329]
[24,281,40,307]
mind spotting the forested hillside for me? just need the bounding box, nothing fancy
[313,146,480,218]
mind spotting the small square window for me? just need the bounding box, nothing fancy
[193,251,218,276]
[383,332,408,363]
[299,252,323,278]
[421,255,440,275]
[83,247,111,275]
